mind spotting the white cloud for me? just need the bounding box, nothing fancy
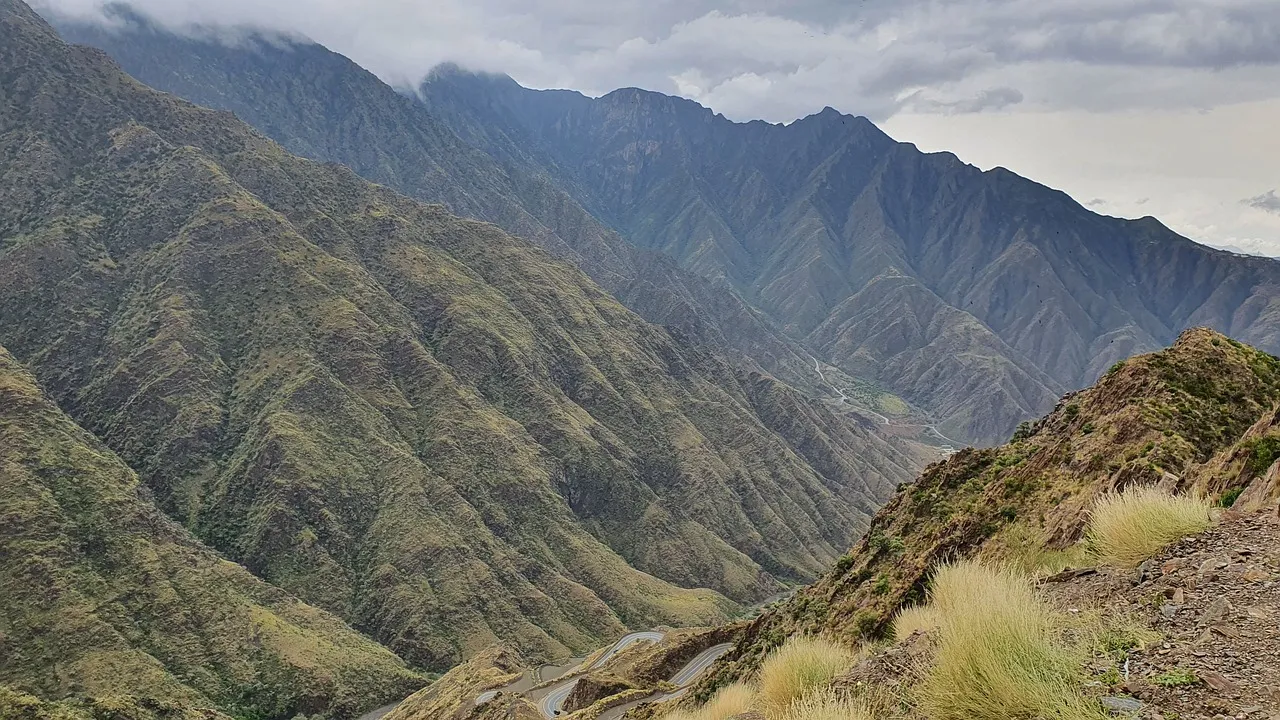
[33,0,1280,252]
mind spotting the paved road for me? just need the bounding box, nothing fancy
[530,632,666,717]
[669,643,734,685]
[588,631,664,669]
[595,643,735,720]
[537,679,579,717]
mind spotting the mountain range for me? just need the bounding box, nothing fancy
[51,10,1280,447]
[7,1,1280,718]
[0,1,922,712]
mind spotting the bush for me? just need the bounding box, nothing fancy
[778,688,873,720]
[699,683,755,720]
[1217,486,1245,508]
[892,604,941,642]
[758,636,855,713]
[918,561,1103,720]
[1087,486,1212,566]
[1243,434,1280,473]
[1153,668,1199,687]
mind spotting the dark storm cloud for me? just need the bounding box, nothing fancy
[1245,190,1280,215]
[34,0,1280,122]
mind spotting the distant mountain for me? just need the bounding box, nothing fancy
[0,343,423,719]
[49,8,826,399]
[414,70,1280,445]
[2,0,922,679]
[57,11,1280,447]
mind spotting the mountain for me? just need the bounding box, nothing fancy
[48,8,829,400]
[57,10,1280,448]
[702,327,1280,686]
[413,70,1280,446]
[0,344,423,719]
[0,0,923,676]
[372,328,1280,719]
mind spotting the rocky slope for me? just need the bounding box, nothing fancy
[417,71,1280,446]
[49,9,825,397]
[698,327,1280,691]
[0,345,423,719]
[0,0,923,674]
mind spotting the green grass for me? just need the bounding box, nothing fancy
[1153,668,1199,687]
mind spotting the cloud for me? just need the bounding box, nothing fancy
[907,86,1025,114]
[1244,190,1280,215]
[33,0,1280,123]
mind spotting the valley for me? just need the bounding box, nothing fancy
[3,1,1279,720]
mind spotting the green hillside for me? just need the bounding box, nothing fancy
[0,344,423,719]
[0,0,921,675]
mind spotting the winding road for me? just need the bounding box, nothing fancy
[810,355,960,451]
[595,643,736,720]
[471,632,731,718]
[535,631,666,717]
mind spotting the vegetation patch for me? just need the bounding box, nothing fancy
[1153,668,1199,687]
[1087,486,1212,566]
[917,561,1103,720]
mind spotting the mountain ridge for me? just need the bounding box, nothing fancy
[0,340,425,719]
[415,68,1280,444]
[2,0,922,679]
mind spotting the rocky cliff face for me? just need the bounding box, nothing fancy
[1,0,922,677]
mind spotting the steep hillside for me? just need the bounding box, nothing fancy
[0,345,423,719]
[417,70,1280,445]
[700,328,1280,688]
[49,9,825,397]
[0,0,922,672]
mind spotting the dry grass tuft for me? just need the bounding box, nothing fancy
[700,682,756,720]
[777,687,874,720]
[892,604,941,642]
[918,560,1103,720]
[1088,486,1212,566]
[758,636,856,713]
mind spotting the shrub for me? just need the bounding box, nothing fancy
[1153,668,1199,687]
[918,560,1103,720]
[778,688,873,720]
[1243,434,1280,474]
[1217,486,1245,508]
[699,683,755,720]
[758,636,855,713]
[1087,486,1212,566]
[892,604,941,642]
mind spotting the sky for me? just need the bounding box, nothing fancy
[38,0,1280,255]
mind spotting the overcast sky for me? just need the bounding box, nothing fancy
[39,0,1280,255]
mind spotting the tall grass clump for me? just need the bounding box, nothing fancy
[777,688,873,720]
[892,604,941,642]
[758,636,855,713]
[918,560,1103,720]
[699,683,756,720]
[1088,486,1212,566]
